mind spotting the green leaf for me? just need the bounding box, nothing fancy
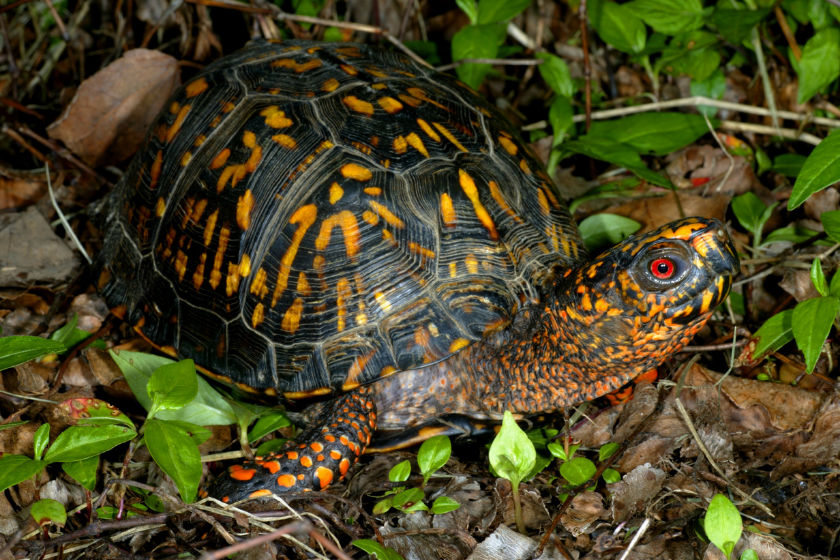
[588,112,716,156]
[31,499,67,527]
[535,53,573,98]
[33,423,50,461]
[145,418,202,503]
[589,0,647,54]
[756,146,772,175]
[0,421,28,432]
[822,211,840,242]
[60,398,134,429]
[761,226,821,245]
[811,259,829,297]
[665,46,721,82]
[602,468,621,483]
[752,310,794,360]
[389,460,411,483]
[797,29,840,104]
[111,350,236,426]
[352,539,405,560]
[712,7,771,43]
[578,213,642,254]
[789,129,840,210]
[548,96,573,153]
[255,438,286,456]
[731,192,776,239]
[488,411,536,488]
[456,0,479,24]
[792,296,839,373]
[740,549,760,560]
[599,442,620,461]
[247,410,291,443]
[831,270,840,298]
[431,496,461,514]
[452,23,507,90]
[147,360,198,415]
[372,497,393,514]
[392,487,426,510]
[163,420,212,446]
[627,0,704,34]
[50,314,78,345]
[547,442,568,461]
[0,336,66,370]
[44,425,135,463]
[773,154,808,178]
[61,456,98,491]
[418,435,451,484]
[559,457,597,486]
[0,455,47,493]
[705,494,742,560]
[690,70,727,117]
[561,137,672,187]
[476,0,532,24]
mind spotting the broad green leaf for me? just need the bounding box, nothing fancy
[602,468,621,483]
[44,425,135,463]
[33,423,49,461]
[756,146,772,175]
[452,23,507,90]
[811,259,829,297]
[599,442,620,461]
[589,0,646,54]
[255,438,286,456]
[392,487,426,510]
[111,350,236,426]
[431,496,461,514]
[773,154,807,178]
[561,137,671,187]
[559,457,597,486]
[31,499,67,527]
[690,70,727,117]
[822,211,840,242]
[389,460,411,483]
[147,360,198,415]
[0,336,66,370]
[145,418,202,503]
[247,410,291,443]
[761,226,821,246]
[488,411,536,488]
[705,494,742,560]
[0,455,47,493]
[61,456,98,491]
[353,540,405,560]
[477,0,532,24]
[627,0,704,34]
[796,29,840,104]
[372,497,394,514]
[50,314,105,352]
[792,296,839,373]
[60,398,134,429]
[731,192,776,239]
[740,549,760,560]
[549,96,573,152]
[666,46,720,82]
[403,41,441,65]
[535,53,572,98]
[0,421,27,432]
[456,0,479,24]
[578,213,642,254]
[751,310,794,360]
[789,129,840,210]
[712,7,771,43]
[163,420,212,446]
[588,113,717,156]
[831,270,840,297]
[418,435,451,484]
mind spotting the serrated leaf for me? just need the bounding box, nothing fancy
[578,213,642,254]
[0,336,66,370]
[588,112,717,156]
[145,418,202,503]
[31,499,67,526]
[476,0,532,24]
[0,455,47,493]
[627,0,704,34]
[111,350,236,426]
[44,425,135,463]
[751,310,794,360]
[789,129,840,210]
[705,494,742,560]
[792,296,839,373]
[431,496,461,514]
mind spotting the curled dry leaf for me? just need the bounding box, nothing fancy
[47,49,180,167]
[560,491,607,536]
[608,464,666,524]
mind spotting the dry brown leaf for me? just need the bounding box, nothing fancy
[606,191,730,234]
[0,177,46,210]
[608,464,666,523]
[560,491,607,536]
[47,49,180,167]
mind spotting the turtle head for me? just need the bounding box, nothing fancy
[546,217,739,400]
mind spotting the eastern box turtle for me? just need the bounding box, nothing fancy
[94,40,739,502]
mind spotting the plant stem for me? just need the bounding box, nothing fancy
[512,481,526,534]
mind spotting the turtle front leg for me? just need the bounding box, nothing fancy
[206,386,376,502]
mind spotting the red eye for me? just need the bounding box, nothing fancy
[651,258,674,279]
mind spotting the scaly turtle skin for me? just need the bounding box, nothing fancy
[94,40,740,502]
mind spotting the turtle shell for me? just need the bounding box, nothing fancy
[95,40,586,398]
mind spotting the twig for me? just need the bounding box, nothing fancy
[579,0,591,131]
[16,125,113,186]
[1,125,50,164]
[0,0,34,14]
[0,531,23,558]
[46,169,92,264]
[435,58,543,72]
[705,114,735,192]
[680,338,748,352]
[618,518,651,560]
[197,521,352,560]
[774,5,800,61]
[19,515,170,551]
[507,21,536,50]
[673,398,773,515]
[751,25,780,133]
[42,0,69,40]
[382,527,477,548]
[719,121,821,145]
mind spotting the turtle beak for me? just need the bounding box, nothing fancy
[689,219,740,278]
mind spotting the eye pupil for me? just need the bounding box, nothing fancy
[651,258,675,279]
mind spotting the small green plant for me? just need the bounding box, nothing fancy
[373,435,460,515]
[352,539,405,560]
[488,411,535,534]
[31,499,67,538]
[703,494,743,560]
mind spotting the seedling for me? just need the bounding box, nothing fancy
[704,494,742,560]
[489,411,536,534]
